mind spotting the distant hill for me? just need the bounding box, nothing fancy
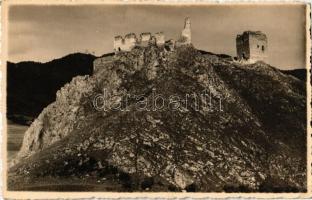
[281,69,306,82]
[198,50,233,59]
[7,53,97,124]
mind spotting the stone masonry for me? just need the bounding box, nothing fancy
[236,31,268,62]
[113,18,191,53]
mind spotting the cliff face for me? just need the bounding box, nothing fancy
[9,45,306,192]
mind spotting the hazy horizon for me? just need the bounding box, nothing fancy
[8,4,307,69]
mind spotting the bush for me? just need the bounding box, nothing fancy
[185,183,198,192]
[259,176,300,192]
[176,45,198,69]
[141,177,154,190]
[223,184,252,192]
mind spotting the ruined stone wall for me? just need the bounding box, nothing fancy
[113,17,192,53]
[139,32,152,47]
[114,32,167,52]
[149,36,157,46]
[114,36,124,52]
[155,32,165,46]
[124,33,137,50]
[165,39,175,51]
[114,34,137,52]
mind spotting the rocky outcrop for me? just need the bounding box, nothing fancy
[9,45,306,192]
[10,76,95,166]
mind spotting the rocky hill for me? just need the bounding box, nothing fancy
[8,45,306,192]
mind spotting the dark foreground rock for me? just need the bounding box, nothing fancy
[8,45,306,192]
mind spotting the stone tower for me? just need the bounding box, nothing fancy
[236,31,268,62]
[114,36,124,52]
[181,17,191,44]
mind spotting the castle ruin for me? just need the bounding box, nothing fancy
[96,20,271,75]
[236,31,268,62]
[113,18,191,53]
[180,17,191,44]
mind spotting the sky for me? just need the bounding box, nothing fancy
[8,4,307,69]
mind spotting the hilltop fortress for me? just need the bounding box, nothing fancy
[113,17,191,53]
[99,17,268,70]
